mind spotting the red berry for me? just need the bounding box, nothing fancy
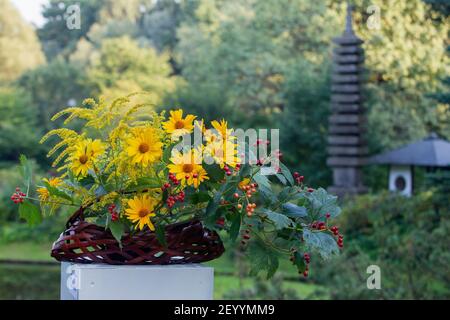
[233,193,239,199]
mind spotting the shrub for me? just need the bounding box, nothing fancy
[314,192,450,299]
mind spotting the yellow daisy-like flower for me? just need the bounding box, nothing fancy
[125,194,158,231]
[37,187,50,202]
[70,139,105,177]
[162,109,196,137]
[211,119,235,140]
[126,127,163,167]
[167,149,208,188]
[43,177,62,187]
[204,139,240,168]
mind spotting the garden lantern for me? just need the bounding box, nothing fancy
[370,133,450,196]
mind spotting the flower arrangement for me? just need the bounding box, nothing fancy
[12,93,343,278]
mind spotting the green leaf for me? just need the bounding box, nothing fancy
[163,143,176,163]
[19,200,42,226]
[303,229,339,259]
[279,162,294,186]
[282,203,307,218]
[258,183,277,204]
[275,173,287,185]
[238,164,251,179]
[189,191,212,204]
[253,171,271,189]
[43,182,73,202]
[308,188,342,218]
[229,212,242,242]
[109,220,125,247]
[248,240,280,279]
[155,224,167,247]
[292,251,307,273]
[205,184,225,216]
[126,177,161,192]
[263,209,292,230]
[204,163,225,182]
[19,155,32,193]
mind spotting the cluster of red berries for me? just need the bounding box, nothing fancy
[303,253,311,277]
[108,204,119,221]
[169,173,180,186]
[240,223,253,246]
[293,172,304,184]
[311,220,327,230]
[240,183,258,197]
[11,187,26,204]
[166,191,185,208]
[330,225,344,248]
[223,165,234,176]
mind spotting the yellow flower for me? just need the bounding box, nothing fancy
[37,187,50,202]
[167,149,208,188]
[43,177,62,187]
[211,119,235,140]
[204,139,240,168]
[162,109,196,136]
[125,195,158,231]
[126,127,163,167]
[70,139,105,177]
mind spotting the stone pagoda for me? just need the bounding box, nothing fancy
[327,5,368,197]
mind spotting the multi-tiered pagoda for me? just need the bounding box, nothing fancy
[327,5,368,197]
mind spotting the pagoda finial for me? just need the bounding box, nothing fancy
[345,2,355,35]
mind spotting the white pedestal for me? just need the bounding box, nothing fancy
[60,262,214,300]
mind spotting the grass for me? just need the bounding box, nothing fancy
[0,242,328,300]
[0,242,54,261]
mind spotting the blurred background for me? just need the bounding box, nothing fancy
[0,0,449,299]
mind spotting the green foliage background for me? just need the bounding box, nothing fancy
[0,0,448,299]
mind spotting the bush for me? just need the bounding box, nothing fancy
[314,192,450,299]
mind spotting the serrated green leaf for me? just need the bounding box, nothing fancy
[308,187,341,218]
[279,162,294,186]
[19,200,42,226]
[248,240,280,279]
[282,203,307,218]
[263,209,292,230]
[275,173,287,185]
[303,229,339,259]
[253,172,271,189]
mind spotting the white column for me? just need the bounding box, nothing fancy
[61,262,214,300]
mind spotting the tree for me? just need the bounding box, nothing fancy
[348,0,449,148]
[18,59,91,132]
[0,0,45,84]
[38,0,103,59]
[0,87,43,161]
[175,0,340,125]
[87,36,179,104]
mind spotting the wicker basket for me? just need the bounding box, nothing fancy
[51,208,225,265]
